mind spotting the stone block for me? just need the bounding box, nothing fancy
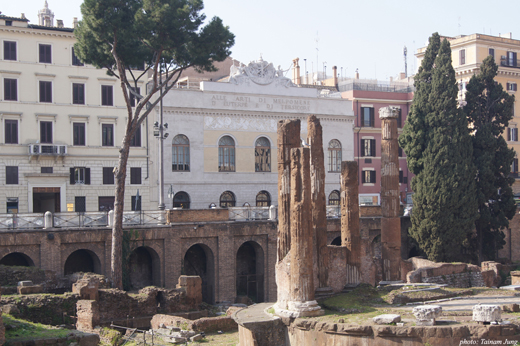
[190,334,203,341]
[72,279,99,301]
[18,280,34,286]
[372,314,401,325]
[176,275,202,308]
[511,271,520,285]
[17,284,43,294]
[472,304,501,323]
[412,305,442,326]
[502,303,519,312]
[76,300,100,331]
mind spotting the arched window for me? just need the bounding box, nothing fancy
[219,136,235,172]
[328,139,342,172]
[172,134,190,171]
[256,190,271,206]
[220,191,236,208]
[173,191,190,209]
[328,190,340,205]
[255,137,271,172]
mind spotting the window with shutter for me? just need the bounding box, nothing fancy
[5,119,18,144]
[39,81,52,102]
[6,166,18,184]
[3,41,16,60]
[71,47,84,66]
[39,44,51,63]
[40,121,52,143]
[130,126,141,147]
[102,124,114,146]
[73,123,85,146]
[130,167,141,184]
[4,78,17,101]
[459,49,466,65]
[101,85,113,106]
[73,83,85,104]
[103,167,115,184]
[489,48,495,60]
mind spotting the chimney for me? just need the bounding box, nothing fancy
[292,58,301,85]
[399,72,406,80]
[355,69,359,80]
[21,13,26,19]
[332,66,337,87]
[57,19,63,28]
[73,17,78,29]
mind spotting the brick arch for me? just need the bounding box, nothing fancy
[60,244,105,276]
[236,240,265,303]
[183,241,216,304]
[64,249,102,275]
[0,246,40,268]
[0,251,36,267]
[127,246,161,289]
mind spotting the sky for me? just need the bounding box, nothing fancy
[4,0,520,81]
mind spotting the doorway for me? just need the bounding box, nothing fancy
[33,187,60,213]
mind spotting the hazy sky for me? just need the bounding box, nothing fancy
[4,0,520,81]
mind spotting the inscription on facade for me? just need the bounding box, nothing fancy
[211,95,312,112]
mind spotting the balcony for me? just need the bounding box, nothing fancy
[29,144,67,156]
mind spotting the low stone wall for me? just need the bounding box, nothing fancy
[422,271,485,288]
[0,289,5,346]
[4,331,99,346]
[0,265,47,287]
[405,258,487,287]
[166,208,229,223]
[150,313,238,333]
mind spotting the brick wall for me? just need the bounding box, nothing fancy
[0,288,4,346]
[166,208,229,223]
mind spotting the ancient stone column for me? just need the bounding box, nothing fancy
[277,119,301,261]
[340,161,361,267]
[379,106,401,281]
[307,115,329,289]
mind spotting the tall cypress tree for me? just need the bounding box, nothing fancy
[399,33,440,175]
[464,56,516,263]
[406,38,478,262]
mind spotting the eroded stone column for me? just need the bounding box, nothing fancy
[277,119,301,261]
[307,115,329,289]
[340,161,361,284]
[340,161,361,265]
[275,147,323,318]
[380,106,401,281]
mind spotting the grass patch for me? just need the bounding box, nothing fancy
[321,284,387,313]
[3,314,71,341]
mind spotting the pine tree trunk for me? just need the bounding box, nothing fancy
[477,223,483,265]
[111,143,130,290]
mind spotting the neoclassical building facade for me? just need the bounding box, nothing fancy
[150,59,355,209]
[0,7,149,214]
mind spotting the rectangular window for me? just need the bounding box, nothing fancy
[5,119,18,144]
[39,44,51,63]
[507,51,518,67]
[5,21,12,26]
[4,78,17,101]
[39,81,52,102]
[361,107,374,127]
[69,167,90,185]
[98,196,115,212]
[508,127,518,142]
[361,139,376,157]
[103,167,115,185]
[71,47,84,66]
[397,108,402,128]
[40,121,53,143]
[131,196,142,211]
[75,196,86,212]
[489,48,495,60]
[361,170,376,184]
[130,126,141,147]
[72,83,85,104]
[101,85,113,106]
[399,171,403,184]
[6,166,18,184]
[102,124,114,146]
[73,122,85,146]
[4,41,16,60]
[507,83,518,92]
[41,167,53,173]
[130,87,140,107]
[7,199,18,214]
[512,158,519,173]
[130,167,141,184]
[459,49,466,65]
[398,147,403,157]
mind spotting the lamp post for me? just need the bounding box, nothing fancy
[154,120,169,210]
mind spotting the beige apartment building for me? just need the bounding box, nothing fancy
[0,5,149,214]
[417,33,520,191]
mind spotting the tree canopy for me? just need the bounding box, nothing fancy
[74,0,234,289]
[401,35,478,262]
[464,56,516,262]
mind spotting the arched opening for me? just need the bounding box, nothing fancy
[328,139,342,172]
[183,244,215,304]
[255,137,271,172]
[64,249,101,275]
[218,136,235,172]
[173,191,190,209]
[331,236,342,246]
[220,191,236,208]
[236,241,265,303]
[372,234,382,259]
[328,190,340,205]
[0,252,35,267]
[256,191,271,207]
[126,246,161,290]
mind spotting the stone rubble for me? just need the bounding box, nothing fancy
[412,305,442,326]
[373,314,401,325]
[472,304,501,323]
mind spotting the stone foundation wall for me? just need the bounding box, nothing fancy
[166,209,229,223]
[150,313,237,333]
[421,272,485,288]
[0,289,4,346]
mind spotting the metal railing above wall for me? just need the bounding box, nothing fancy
[228,206,271,221]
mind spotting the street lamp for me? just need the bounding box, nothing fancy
[154,118,169,210]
